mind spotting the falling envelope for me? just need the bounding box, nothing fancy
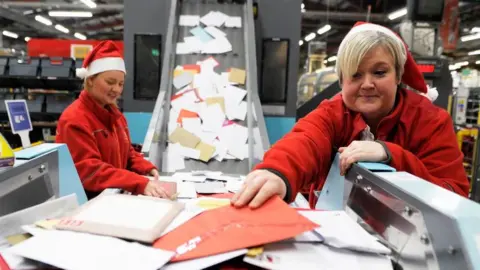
[173,72,194,89]
[206,96,226,113]
[229,68,246,85]
[195,142,216,162]
[169,127,201,149]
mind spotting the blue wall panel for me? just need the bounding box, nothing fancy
[124,112,152,145]
[265,117,296,144]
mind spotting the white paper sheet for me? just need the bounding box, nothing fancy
[170,143,201,160]
[182,117,202,136]
[161,204,203,236]
[198,131,218,144]
[173,72,193,89]
[224,85,247,105]
[200,104,225,133]
[226,100,247,121]
[204,26,227,39]
[226,179,244,193]
[200,11,228,27]
[179,15,200,26]
[172,172,206,183]
[8,230,174,270]
[225,16,242,28]
[170,91,198,111]
[212,139,228,162]
[183,36,204,53]
[299,211,391,254]
[162,148,186,173]
[243,243,392,270]
[162,249,247,270]
[176,42,192,55]
[201,37,232,54]
[227,143,248,160]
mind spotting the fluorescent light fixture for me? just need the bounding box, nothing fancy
[317,24,331,35]
[304,32,316,42]
[80,0,97,8]
[48,11,93,17]
[476,60,480,65]
[388,7,407,20]
[461,33,480,42]
[449,64,459,71]
[24,37,31,42]
[113,25,124,30]
[2,31,18,39]
[23,10,34,15]
[74,33,87,40]
[468,49,480,56]
[301,3,305,9]
[456,61,469,66]
[472,27,480,33]
[35,15,52,26]
[324,60,328,64]
[301,8,305,13]
[327,55,337,62]
[299,40,303,46]
[55,24,70,33]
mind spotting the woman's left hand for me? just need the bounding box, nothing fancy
[150,169,160,181]
[338,141,387,175]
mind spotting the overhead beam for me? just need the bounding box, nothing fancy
[0,2,123,10]
[302,11,386,22]
[0,6,71,39]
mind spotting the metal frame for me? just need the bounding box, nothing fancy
[344,164,476,270]
[142,0,270,173]
[0,150,59,216]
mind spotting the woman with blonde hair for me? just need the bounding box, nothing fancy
[56,41,170,199]
[232,22,469,209]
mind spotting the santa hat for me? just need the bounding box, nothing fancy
[337,21,438,102]
[76,40,126,79]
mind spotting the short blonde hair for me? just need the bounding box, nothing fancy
[335,30,406,85]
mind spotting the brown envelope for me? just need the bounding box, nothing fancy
[169,127,201,148]
[229,68,246,85]
[206,97,225,113]
[195,142,216,162]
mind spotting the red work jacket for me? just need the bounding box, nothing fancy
[256,88,469,206]
[56,91,155,196]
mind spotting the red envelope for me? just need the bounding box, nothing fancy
[177,109,199,124]
[183,64,201,73]
[153,196,318,261]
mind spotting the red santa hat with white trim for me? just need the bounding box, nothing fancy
[338,21,438,102]
[76,40,126,79]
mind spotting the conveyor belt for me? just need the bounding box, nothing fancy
[142,0,269,175]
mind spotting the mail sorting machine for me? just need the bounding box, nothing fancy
[317,156,480,270]
[0,144,87,217]
[141,0,270,175]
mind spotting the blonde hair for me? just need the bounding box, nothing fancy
[335,31,406,85]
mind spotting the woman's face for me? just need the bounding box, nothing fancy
[86,70,125,106]
[341,46,399,121]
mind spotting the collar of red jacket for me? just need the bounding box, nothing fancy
[337,88,406,138]
[79,90,122,129]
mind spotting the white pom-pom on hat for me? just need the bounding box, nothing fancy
[76,67,88,79]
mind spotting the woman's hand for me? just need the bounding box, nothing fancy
[339,140,387,175]
[143,180,170,198]
[150,169,160,181]
[231,170,287,209]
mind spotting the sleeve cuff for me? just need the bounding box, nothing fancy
[264,168,293,203]
[376,140,392,164]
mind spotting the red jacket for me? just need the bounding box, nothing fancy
[56,91,156,196]
[256,89,469,205]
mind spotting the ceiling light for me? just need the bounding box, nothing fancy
[299,40,304,46]
[317,24,331,35]
[74,33,87,40]
[324,60,328,64]
[23,10,34,15]
[472,27,480,33]
[25,37,31,42]
[55,24,70,33]
[461,33,480,42]
[48,11,93,17]
[301,9,305,13]
[476,60,480,65]
[301,3,305,9]
[327,55,337,62]
[2,31,18,39]
[304,32,316,42]
[468,49,480,56]
[35,15,52,26]
[388,7,407,20]
[456,61,469,66]
[80,0,97,8]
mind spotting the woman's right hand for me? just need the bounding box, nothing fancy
[231,170,287,209]
[143,180,171,198]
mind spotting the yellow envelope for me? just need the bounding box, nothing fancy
[169,127,201,149]
[229,68,246,85]
[206,97,225,113]
[6,233,31,245]
[195,142,216,162]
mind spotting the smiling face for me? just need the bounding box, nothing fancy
[341,45,400,121]
[86,70,125,107]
